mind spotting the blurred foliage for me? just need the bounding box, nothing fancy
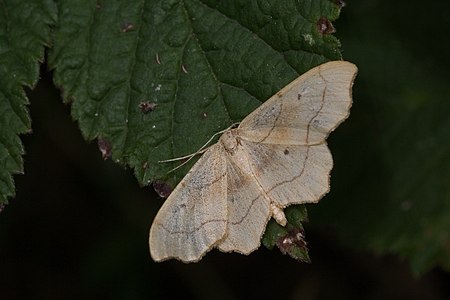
[309,0,450,275]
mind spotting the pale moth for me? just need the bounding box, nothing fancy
[149,61,357,262]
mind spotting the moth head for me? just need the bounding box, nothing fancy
[220,130,240,153]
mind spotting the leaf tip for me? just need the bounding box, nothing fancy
[153,180,173,198]
[275,227,310,263]
[332,0,346,8]
[97,137,112,160]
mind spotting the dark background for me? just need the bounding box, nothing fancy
[1,1,450,299]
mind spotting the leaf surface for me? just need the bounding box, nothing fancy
[49,0,342,186]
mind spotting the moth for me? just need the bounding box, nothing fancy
[149,61,357,262]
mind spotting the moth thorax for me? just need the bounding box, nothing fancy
[220,130,239,153]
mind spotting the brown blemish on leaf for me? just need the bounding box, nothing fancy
[153,180,173,198]
[317,17,336,34]
[139,102,158,113]
[276,227,307,255]
[121,22,134,32]
[332,0,346,7]
[337,0,346,7]
[97,137,112,159]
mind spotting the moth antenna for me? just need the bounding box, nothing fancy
[163,148,208,173]
[159,122,240,174]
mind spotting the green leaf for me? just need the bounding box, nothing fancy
[0,0,56,207]
[49,0,343,258]
[49,0,342,186]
